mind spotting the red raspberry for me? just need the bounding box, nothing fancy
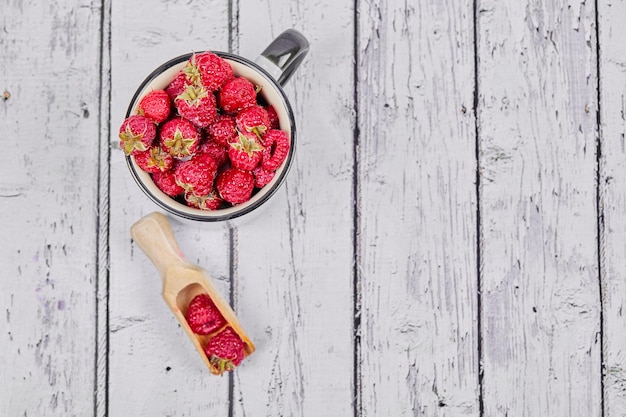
[138,90,171,124]
[184,189,224,211]
[262,130,290,171]
[185,293,227,335]
[252,166,276,188]
[236,105,270,139]
[204,326,246,374]
[134,145,174,173]
[160,118,201,158]
[219,77,257,114]
[175,84,218,128]
[174,153,218,196]
[198,139,228,168]
[165,71,190,101]
[216,167,255,204]
[265,105,280,129]
[119,115,156,155]
[207,115,237,147]
[152,170,184,197]
[189,52,234,92]
[228,132,264,171]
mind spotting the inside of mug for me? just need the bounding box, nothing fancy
[128,54,293,219]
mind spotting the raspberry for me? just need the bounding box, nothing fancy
[252,166,276,188]
[174,153,218,196]
[160,118,201,158]
[184,189,224,211]
[216,167,255,204]
[204,326,246,374]
[265,105,280,129]
[198,138,229,168]
[236,105,270,139]
[261,129,290,171]
[118,115,156,155]
[134,145,174,173]
[192,52,235,92]
[152,170,184,197]
[165,71,190,101]
[175,84,218,128]
[185,293,227,335]
[219,77,257,114]
[138,90,171,124]
[207,115,237,147]
[228,131,264,171]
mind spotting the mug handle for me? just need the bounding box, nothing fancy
[255,29,309,86]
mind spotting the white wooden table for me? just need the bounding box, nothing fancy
[2,0,624,415]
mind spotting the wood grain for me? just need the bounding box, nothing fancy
[477,0,602,415]
[107,1,233,415]
[232,2,355,416]
[358,1,479,415]
[0,0,101,415]
[598,0,626,414]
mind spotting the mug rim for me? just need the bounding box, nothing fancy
[124,51,297,222]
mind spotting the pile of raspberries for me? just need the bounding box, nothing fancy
[119,52,290,210]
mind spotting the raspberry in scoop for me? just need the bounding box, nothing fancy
[185,293,227,335]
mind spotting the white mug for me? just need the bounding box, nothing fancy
[125,30,309,222]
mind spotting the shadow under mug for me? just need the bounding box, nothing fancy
[125,30,309,222]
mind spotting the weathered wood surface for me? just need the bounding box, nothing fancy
[477,0,602,415]
[3,0,626,415]
[0,0,101,416]
[357,1,479,416]
[599,0,626,414]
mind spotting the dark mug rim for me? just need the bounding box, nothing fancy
[125,51,297,222]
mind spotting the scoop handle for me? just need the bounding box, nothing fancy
[130,212,187,276]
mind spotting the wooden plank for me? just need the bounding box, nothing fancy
[232,3,355,416]
[358,1,479,415]
[0,0,101,415]
[598,0,626,414]
[107,1,232,415]
[477,0,602,415]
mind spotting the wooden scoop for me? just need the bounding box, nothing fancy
[130,212,255,374]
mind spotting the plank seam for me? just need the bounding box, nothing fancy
[95,0,112,416]
[352,1,362,416]
[594,0,606,415]
[228,0,240,55]
[228,226,237,417]
[473,0,484,416]
[227,3,239,415]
